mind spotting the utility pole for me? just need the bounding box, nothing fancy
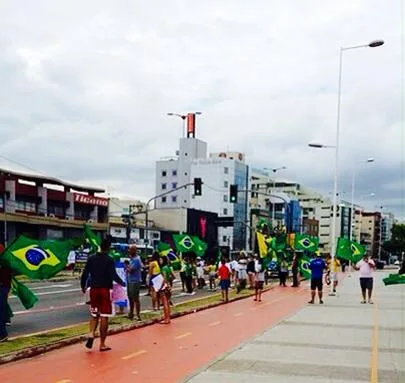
[126,204,137,244]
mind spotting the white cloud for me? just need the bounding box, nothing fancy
[0,0,403,216]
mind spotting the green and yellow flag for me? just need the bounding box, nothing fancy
[11,277,38,309]
[256,232,268,258]
[84,224,101,254]
[0,236,77,280]
[295,234,319,253]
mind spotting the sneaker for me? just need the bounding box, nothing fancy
[308,300,314,304]
[368,300,374,304]
[361,300,366,304]
[320,300,324,304]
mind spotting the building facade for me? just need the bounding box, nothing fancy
[0,168,108,244]
[361,212,382,258]
[155,132,249,251]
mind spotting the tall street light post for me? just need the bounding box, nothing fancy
[309,39,384,291]
[264,166,286,229]
[350,158,375,242]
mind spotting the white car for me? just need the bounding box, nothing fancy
[394,260,400,266]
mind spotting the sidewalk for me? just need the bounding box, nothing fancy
[186,271,405,383]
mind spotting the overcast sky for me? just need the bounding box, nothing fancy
[0,0,403,218]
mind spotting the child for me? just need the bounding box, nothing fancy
[254,259,265,302]
[218,258,231,303]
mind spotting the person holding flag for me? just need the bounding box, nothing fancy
[81,238,126,352]
[0,263,12,342]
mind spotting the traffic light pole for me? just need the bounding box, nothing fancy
[144,181,198,252]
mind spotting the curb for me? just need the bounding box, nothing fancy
[0,285,274,365]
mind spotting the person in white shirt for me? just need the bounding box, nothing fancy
[236,258,248,293]
[254,259,265,302]
[353,254,376,304]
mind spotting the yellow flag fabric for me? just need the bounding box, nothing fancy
[256,232,268,258]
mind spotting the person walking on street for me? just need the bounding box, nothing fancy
[81,238,126,352]
[0,264,12,342]
[159,256,173,323]
[327,255,341,295]
[183,258,195,295]
[218,258,231,303]
[254,258,265,302]
[247,256,255,289]
[308,253,326,304]
[353,254,376,304]
[279,255,289,287]
[125,246,143,321]
[291,253,300,287]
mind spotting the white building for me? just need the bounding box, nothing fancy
[155,136,249,250]
[381,212,395,243]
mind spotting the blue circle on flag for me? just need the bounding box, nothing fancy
[25,248,47,266]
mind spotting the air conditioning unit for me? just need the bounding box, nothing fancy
[87,219,95,224]
[49,213,56,218]
[65,216,73,221]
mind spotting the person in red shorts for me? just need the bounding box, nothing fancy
[217,258,231,303]
[81,237,125,352]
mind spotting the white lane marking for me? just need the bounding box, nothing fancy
[10,288,81,299]
[28,284,73,291]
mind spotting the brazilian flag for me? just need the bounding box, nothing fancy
[172,234,196,253]
[295,234,319,253]
[298,255,312,279]
[84,224,101,255]
[0,236,77,280]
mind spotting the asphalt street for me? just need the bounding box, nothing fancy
[8,278,216,338]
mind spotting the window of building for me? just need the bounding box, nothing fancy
[222,236,227,243]
[172,170,177,176]
[162,196,167,203]
[185,152,188,156]
[184,172,188,176]
[171,196,177,203]
[224,181,229,188]
[172,182,177,189]
[161,170,167,177]
[223,195,228,202]
[161,183,167,190]
[224,167,229,174]
[223,208,228,215]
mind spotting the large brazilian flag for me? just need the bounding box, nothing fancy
[0,236,77,280]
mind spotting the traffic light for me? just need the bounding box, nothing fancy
[194,178,202,196]
[229,184,238,203]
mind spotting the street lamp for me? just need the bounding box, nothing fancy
[167,112,202,138]
[350,158,375,241]
[310,39,384,295]
[264,166,287,228]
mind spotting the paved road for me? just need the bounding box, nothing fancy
[0,281,308,382]
[2,271,402,382]
[188,271,405,382]
[8,278,216,337]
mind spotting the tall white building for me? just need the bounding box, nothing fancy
[155,136,249,250]
[381,212,394,243]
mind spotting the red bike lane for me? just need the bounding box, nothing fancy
[0,285,308,383]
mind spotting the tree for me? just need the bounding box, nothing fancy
[383,224,405,256]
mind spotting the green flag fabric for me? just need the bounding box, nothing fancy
[157,241,171,256]
[271,234,287,252]
[336,238,352,261]
[383,273,405,286]
[84,224,101,255]
[350,241,366,263]
[0,236,77,280]
[336,238,366,263]
[172,234,196,253]
[11,277,38,309]
[298,255,312,279]
[295,234,319,253]
[192,236,208,257]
